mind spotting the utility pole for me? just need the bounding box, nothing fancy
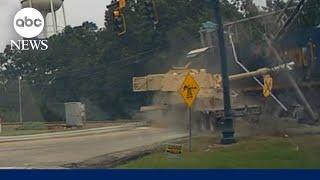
[18,76,23,124]
[212,0,236,144]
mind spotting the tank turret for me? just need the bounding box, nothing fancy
[133,62,294,97]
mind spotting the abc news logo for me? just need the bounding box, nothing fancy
[11,8,48,51]
[16,16,43,28]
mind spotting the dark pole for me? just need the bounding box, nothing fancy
[212,0,236,144]
[189,107,192,152]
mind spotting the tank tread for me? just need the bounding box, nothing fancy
[201,105,262,119]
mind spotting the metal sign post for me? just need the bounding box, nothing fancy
[178,72,200,152]
[18,76,23,124]
[0,117,2,134]
[188,107,192,152]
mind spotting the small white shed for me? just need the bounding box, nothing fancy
[65,102,86,127]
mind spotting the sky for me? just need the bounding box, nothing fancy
[0,0,266,51]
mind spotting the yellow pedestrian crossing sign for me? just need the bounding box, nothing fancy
[263,74,273,97]
[178,73,200,107]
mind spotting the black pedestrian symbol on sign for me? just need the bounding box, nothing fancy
[179,73,200,107]
[183,85,198,99]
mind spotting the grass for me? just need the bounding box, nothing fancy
[0,129,52,136]
[118,135,320,169]
[0,122,52,136]
[0,128,52,136]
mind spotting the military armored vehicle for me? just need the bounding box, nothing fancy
[133,62,294,131]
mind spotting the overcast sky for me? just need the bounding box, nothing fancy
[0,0,266,51]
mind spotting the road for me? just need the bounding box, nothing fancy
[0,127,186,168]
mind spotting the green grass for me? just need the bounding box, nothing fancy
[17,122,47,130]
[1,129,52,136]
[0,127,52,136]
[1,122,52,136]
[119,135,320,169]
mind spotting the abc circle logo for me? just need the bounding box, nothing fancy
[14,8,44,38]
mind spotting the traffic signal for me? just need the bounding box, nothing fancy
[113,9,126,36]
[105,0,160,36]
[119,0,126,9]
[106,0,127,36]
[143,0,159,25]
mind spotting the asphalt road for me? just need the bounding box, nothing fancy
[0,127,186,168]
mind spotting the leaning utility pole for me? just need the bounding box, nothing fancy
[264,36,318,122]
[212,0,236,144]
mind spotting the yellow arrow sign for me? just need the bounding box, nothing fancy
[263,74,273,97]
[178,73,200,107]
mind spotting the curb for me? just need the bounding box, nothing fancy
[63,135,188,168]
[0,122,147,144]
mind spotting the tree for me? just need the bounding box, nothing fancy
[0,0,252,120]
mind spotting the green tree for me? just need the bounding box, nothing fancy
[0,0,257,120]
